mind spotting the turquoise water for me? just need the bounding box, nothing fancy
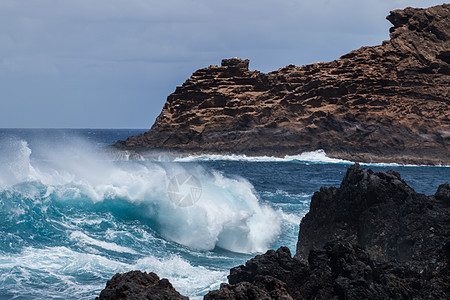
[0,129,448,299]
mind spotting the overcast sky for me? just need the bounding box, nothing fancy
[0,0,445,128]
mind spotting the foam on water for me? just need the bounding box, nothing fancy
[0,136,281,254]
[134,255,227,296]
[173,149,352,164]
[0,245,225,299]
[69,231,139,255]
[173,150,450,167]
[0,246,124,299]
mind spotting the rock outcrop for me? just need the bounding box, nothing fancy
[204,164,449,299]
[206,242,449,300]
[296,164,450,266]
[115,4,450,165]
[96,271,188,300]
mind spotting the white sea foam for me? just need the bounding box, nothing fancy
[262,190,313,202]
[359,162,450,168]
[0,137,281,254]
[134,255,226,296]
[174,150,352,164]
[0,246,224,299]
[279,210,302,225]
[69,231,139,254]
[0,246,126,299]
[173,150,450,167]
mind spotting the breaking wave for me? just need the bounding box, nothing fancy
[0,136,281,253]
[0,135,286,298]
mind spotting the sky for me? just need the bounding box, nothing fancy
[0,0,445,128]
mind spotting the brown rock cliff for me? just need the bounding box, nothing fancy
[116,4,450,165]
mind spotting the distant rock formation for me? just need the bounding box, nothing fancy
[115,4,450,165]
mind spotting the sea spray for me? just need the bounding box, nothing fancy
[0,136,281,253]
[0,137,38,187]
[158,170,281,253]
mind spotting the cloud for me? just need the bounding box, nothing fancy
[0,0,445,127]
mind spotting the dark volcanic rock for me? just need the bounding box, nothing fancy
[226,247,307,299]
[205,164,449,299]
[96,271,188,300]
[204,276,293,300]
[206,241,449,299]
[296,163,450,269]
[115,4,450,165]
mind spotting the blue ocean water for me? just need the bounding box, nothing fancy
[0,129,448,299]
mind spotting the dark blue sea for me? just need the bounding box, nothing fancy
[0,129,448,299]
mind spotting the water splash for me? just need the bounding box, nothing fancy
[0,136,281,253]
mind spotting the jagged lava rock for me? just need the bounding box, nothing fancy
[206,241,450,299]
[296,163,450,269]
[206,165,449,299]
[96,271,188,300]
[115,4,450,165]
[204,276,293,300]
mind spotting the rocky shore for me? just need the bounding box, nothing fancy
[97,164,450,299]
[115,4,450,166]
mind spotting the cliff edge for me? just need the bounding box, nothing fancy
[115,4,450,165]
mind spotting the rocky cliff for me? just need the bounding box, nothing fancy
[115,4,450,165]
[98,164,450,299]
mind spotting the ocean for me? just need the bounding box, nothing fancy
[0,129,448,299]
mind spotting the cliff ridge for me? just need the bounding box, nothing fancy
[116,4,450,165]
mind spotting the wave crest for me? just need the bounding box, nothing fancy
[0,137,281,254]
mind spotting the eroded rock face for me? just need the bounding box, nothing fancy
[116,4,450,165]
[96,271,188,300]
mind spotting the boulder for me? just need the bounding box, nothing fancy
[96,271,188,300]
